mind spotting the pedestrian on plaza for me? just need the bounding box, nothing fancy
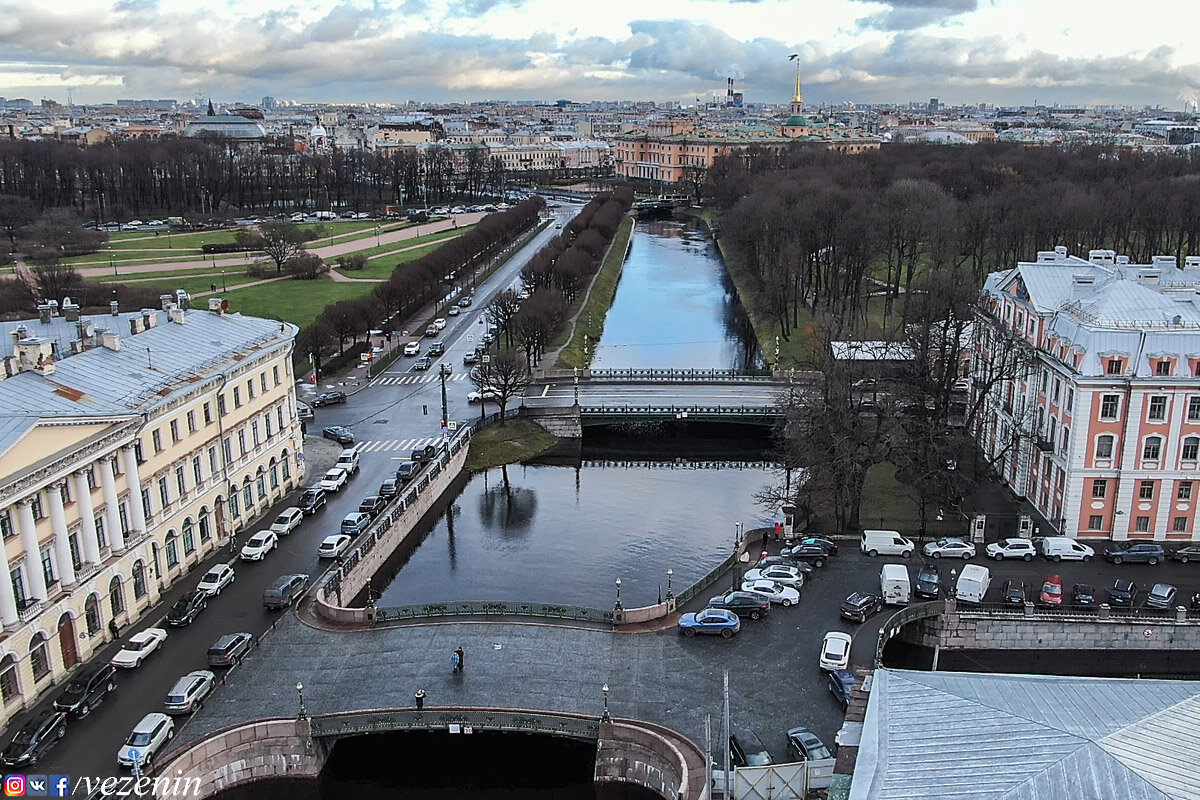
[774,522,782,541]
[108,619,120,641]
[452,646,464,673]
[763,527,772,548]
[210,283,217,292]
[415,689,425,710]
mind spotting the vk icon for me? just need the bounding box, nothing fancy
[47,778,68,799]
[21,777,44,798]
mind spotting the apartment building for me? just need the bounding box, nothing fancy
[976,247,1200,540]
[0,300,302,730]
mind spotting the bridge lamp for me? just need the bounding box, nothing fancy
[615,578,623,612]
[573,367,579,406]
[602,683,612,723]
[666,569,674,601]
[949,569,958,600]
[296,682,307,719]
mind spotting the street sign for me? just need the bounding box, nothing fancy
[466,334,475,341]
[447,421,458,430]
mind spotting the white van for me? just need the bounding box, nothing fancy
[1041,536,1095,562]
[955,564,991,604]
[880,564,911,606]
[861,530,915,558]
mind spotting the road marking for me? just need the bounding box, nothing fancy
[358,437,442,453]
[369,374,469,386]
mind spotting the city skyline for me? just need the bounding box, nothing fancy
[0,0,1197,110]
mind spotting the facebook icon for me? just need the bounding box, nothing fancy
[47,777,69,798]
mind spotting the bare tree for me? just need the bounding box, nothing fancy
[0,195,37,247]
[485,289,522,348]
[469,349,529,424]
[237,222,310,273]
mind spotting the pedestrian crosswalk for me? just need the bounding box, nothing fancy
[369,373,470,387]
[357,437,444,453]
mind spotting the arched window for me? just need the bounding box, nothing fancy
[229,485,240,517]
[255,467,267,500]
[269,458,279,490]
[108,576,125,618]
[1096,434,1115,459]
[182,517,196,555]
[132,560,148,598]
[164,532,179,570]
[281,450,291,481]
[198,507,212,542]
[0,653,19,704]
[1143,436,1163,461]
[1184,436,1200,461]
[29,633,50,681]
[84,593,101,636]
[242,479,253,510]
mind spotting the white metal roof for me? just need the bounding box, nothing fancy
[851,669,1200,800]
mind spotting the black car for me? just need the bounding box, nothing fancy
[410,444,437,464]
[1103,543,1165,565]
[1170,544,1200,564]
[785,726,832,762]
[840,591,884,622]
[1002,579,1026,606]
[794,536,838,556]
[707,591,771,620]
[781,543,828,568]
[1108,579,1138,607]
[413,357,433,371]
[827,669,857,710]
[207,632,254,667]
[358,495,387,518]
[378,479,400,499]
[166,590,208,626]
[395,461,418,483]
[427,342,446,356]
[755,555,815,575]
[1072,583,1096,606]
[1,711,67,767]
[312,391,347,407]
[298,487,327,515]
[322,425,355,446]
[53,663,117,717]
[914,564,941,599]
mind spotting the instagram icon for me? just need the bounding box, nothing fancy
[3,775,25,797]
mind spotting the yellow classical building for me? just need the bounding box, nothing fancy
[0,299,303,731]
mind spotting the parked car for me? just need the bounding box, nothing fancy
[395,461,418,483]
[707,591,771,620]
[780,542,828,567]
[914,563,941,599]
[427,341,446,356]
[296,401,314,421]
[860,529,914,557]
[729,729,773,767]
[239,530,279,561]
[986,538,1037,561]
[1108,579,1138,607]
[378,479,401,499]
[111,628,168,669]
[358,495,387,518]
[1192,591,1200,610]
[922,538,976,559]
[743,564,805,588]
[840,591,884,622]
[413,356,433,371]
[335,448,361,475]
[432,317,447,330]
[786,726,832,763]
[1072,583,1096,606]
[410,444,437,463]
[678,608,740,638]
[791,536,839,556]
[1039,574,1064,607]
[207,632,253,667]
[828,668,858,710]
[263,574,309,609]
[54,663,118,717]
[321,425,355,446]
[1145,582,1178,609]
[166,590,208,626]
[116,713,174,770]
[424,325,439,337]
[741,579,801,606]
[270,507,304,535]
[1170,544,1200,564]
[311,391,347,407]
[756,555,814,575]
[1002,579,1027,606]
[1104,543,1166,565]
[463,351,479,365]
[1041,536,1096,562]
[319,534,353,559]
[340,511,371,535]
[298,486,327,515]
[467,387,500,403]
[1,711,67,767]
[447,306,460,316]
[819,631,853,671]
[320,467,349,493]
[196,564,235,597]
[403,341,421,356]
[163,670,215,715]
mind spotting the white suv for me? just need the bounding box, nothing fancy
[117,712,174,769]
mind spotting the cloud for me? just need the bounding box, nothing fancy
[851,0,977,30]
[309,6,362,42]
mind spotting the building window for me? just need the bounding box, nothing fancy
[169,420,180,442]
[141,487,152,519]
[281,456,291,481]
[132,560,148,598]
[1092,479,1108,499]
[229,489,240,518]
[1180,482,1194,500]
[246,379,255,400]
[237,430,246,456]
[165,533,179,569]
[193,455,204,485]
[209,445,220,475]
[1052,379,1060,403]
[175,465,187,496]
[86,467,96,490]
[94,514,107,550]
[222,437,232,464]
[217,394,227,416]
[68,531,81,571]
[260,372,268,393]
[40,546,56,587]
[0,510,12,539]
[198,509,212,542]
[1148,396,1168,421]
[1189,397,1200,422]
[1096,434,1115,459]
[1156,360,1173,376]
[182,519,195,555]
[204,402,213,424]
[108,575,125,618]
[1139,481,1155,500]
[252,421,261,447]
[242,481,253,509]
[1087,515,1103,530]
[1135,516,1150,532]
[152,429,163,452]
[256,472,266,500]
[265,414,274,439]
[84,594,101,636]
[29,634,50,681]
[1107,359,1124,375]
[158,476,170,508]
[1144,437,1163,461]
[31,494,44,520]
[270,463,279,489]
[10,566,26,608]
[118,502,129,534]
[273,365,280,385]
[1173,516,1189,532]
[1185,437,1200,461]
[232,387,241,408]
[186,410,197,433]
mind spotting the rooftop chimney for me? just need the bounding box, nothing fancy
[208,298,224,315]
[1054,245,1068,260]
[1152,255,1178,270]
[1070,273,1095,299]
[37,303,52,324]
[15,337,55,376]
[1116,255,1130,265]
[1185,256,1200,271]
[62,300,80,322]
[110,300,119,316]
[160,294,174,310]
[167,306,186,325]
[97,328,121,351]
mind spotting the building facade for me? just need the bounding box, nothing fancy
[0,300,303,730]
[976,247,1200,540]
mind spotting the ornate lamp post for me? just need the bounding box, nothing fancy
[601,683,611,723]
[614,578,623,612]
[296,682,307,719]
[666,569,674,601]
[573,367,580,406]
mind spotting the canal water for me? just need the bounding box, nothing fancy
[590,216,763,371]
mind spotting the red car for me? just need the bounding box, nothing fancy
[1039,574,1064,606]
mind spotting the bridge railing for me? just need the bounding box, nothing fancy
[874,601,944,668]
[371,600,614,624]
[581,405,779,417]
[674,551,739,607]
[585,368,775,382]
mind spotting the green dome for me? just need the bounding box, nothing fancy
[784,115,811,127]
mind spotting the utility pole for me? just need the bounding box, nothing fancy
[722,670,730,800]
[439,366,449,446]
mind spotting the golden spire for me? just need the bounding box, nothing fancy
[789,53,803,106]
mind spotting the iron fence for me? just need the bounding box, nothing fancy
[874,601,944,667]
[674,551,739,607]
[372,600,614,624]
[586,368,774,382]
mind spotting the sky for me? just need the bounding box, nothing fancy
[0,0,1197,109]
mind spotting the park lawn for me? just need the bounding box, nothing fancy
[85,264,236,283]
[859,461,923,533]
[221,276,379,329]
[340,242,445,279]
[554,215,633,369]
[111,273,265,297]
[464,418,559,471]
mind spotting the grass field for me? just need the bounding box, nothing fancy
[859,461,923,532]
[220,276,379,329]
[332,228,470,280]
[114,272,267,297]
[464,418,560,471]
[553,215,633,369]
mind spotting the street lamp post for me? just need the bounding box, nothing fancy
[614,578,623,612]
[573,367,579,406]
[296,682,307,719]
[375,224,380,247]
[601,683,611,723]
[221,270,227,292]
[110,251,116,276]
[666,569,674,601]
[439,366,449,443]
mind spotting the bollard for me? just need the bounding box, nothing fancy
[1177,605,1188,622]
[1098,603,1111,619]
[1023,601,1034,617]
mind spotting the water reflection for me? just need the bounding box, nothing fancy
[590,217,764,371]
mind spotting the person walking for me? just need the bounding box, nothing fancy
[453,646,464,673]
[108,619,120,641]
